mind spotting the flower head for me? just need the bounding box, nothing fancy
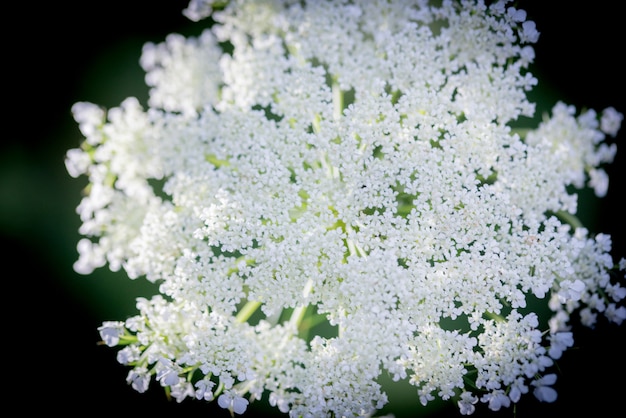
[66,0,624,416]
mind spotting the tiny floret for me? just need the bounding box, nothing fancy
[458,392,479,415]
[600,107,624,137]
[126,367,151,393]
[218,392,249,415]
[97,321,125,347]
[531,374,558,403]
[521,20,540,42]
[548,332,574,359]
[557,279,586,303]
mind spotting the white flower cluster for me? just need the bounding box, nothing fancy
[67,0,625,416]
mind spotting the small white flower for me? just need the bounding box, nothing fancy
[606,283,626,301]
[126,367,151,393]
[508,377,529,403]
[521,20,540,42]
[218,392,249,415]
[557,279,586,303]
[64,148,91,178]
[507,7,526,22]
[71,101,105,141]
[156,368,180,387]
[195,379,215,401]
[588,168,610,198]
[458,391,479,415]
[170,381,196,403]
[600,106,624,137]
[182,0,214,22]
[548,331,574,359]
[156,357,181,387]
[481,390,511,411]
[531,374,558,403]
[116,346,141,365]
[97,321,125,347]
[579,307,597,328]
[605,304,626,325]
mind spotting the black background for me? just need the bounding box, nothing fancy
[3,1,624,417]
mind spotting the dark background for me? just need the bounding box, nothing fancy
[3,1,624,416]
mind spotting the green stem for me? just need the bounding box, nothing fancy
[484,311,506,322]
[332,77,344,120]
[117,334,139,345]
[510,127,531,139]
[289,305,308,330]
[299,312,328,331]
[235,300,262,323]
[312,113,321,134]
[214,381,225,398]
[555,210,583,230]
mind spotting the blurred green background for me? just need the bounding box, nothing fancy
[3,1,624,416]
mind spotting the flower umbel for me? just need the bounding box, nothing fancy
[66,0,624,416]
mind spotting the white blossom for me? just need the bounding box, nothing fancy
[557,279,586,303]
[531,374,558,403]
[126,367,151,393]
[601,106,624,137]
[605,304,626,325]
[458,391,479,415]
[548,332,574,359]
[97,321,125,347]
[194,378,216,401]
[155,357,182,387]
[65,0,624,416]
[116,345,141,365]
[182,0,215,22]
[218,392,249,415]
[481,389,510,411]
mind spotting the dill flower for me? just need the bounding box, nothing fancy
[65,0,625,416]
